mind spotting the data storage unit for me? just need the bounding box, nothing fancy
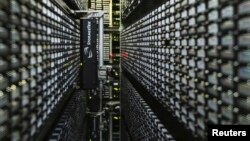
[0,0,80,140]
[121,75,175,141]
[121,0,250,140]
[49,90,87,141]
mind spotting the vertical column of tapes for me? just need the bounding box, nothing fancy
[236,0,250,124]
[216,0,235,125]
[0,1,10,140]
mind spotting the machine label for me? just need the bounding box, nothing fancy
[80,19,98,89]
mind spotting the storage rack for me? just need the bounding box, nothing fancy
[89,0,110,26]
[89,0,110,62]
[121,0,164,26]
[121,0,250,140]
[0,0,80,140]
[121,75,175,141]
[109,1,120,140]
[62,0,85,10]
[49,90,87,141]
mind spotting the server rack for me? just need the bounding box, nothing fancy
[121,75,175,141]
[121,0,250,140]
[49,90,87,141]
[0,0,80,140]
